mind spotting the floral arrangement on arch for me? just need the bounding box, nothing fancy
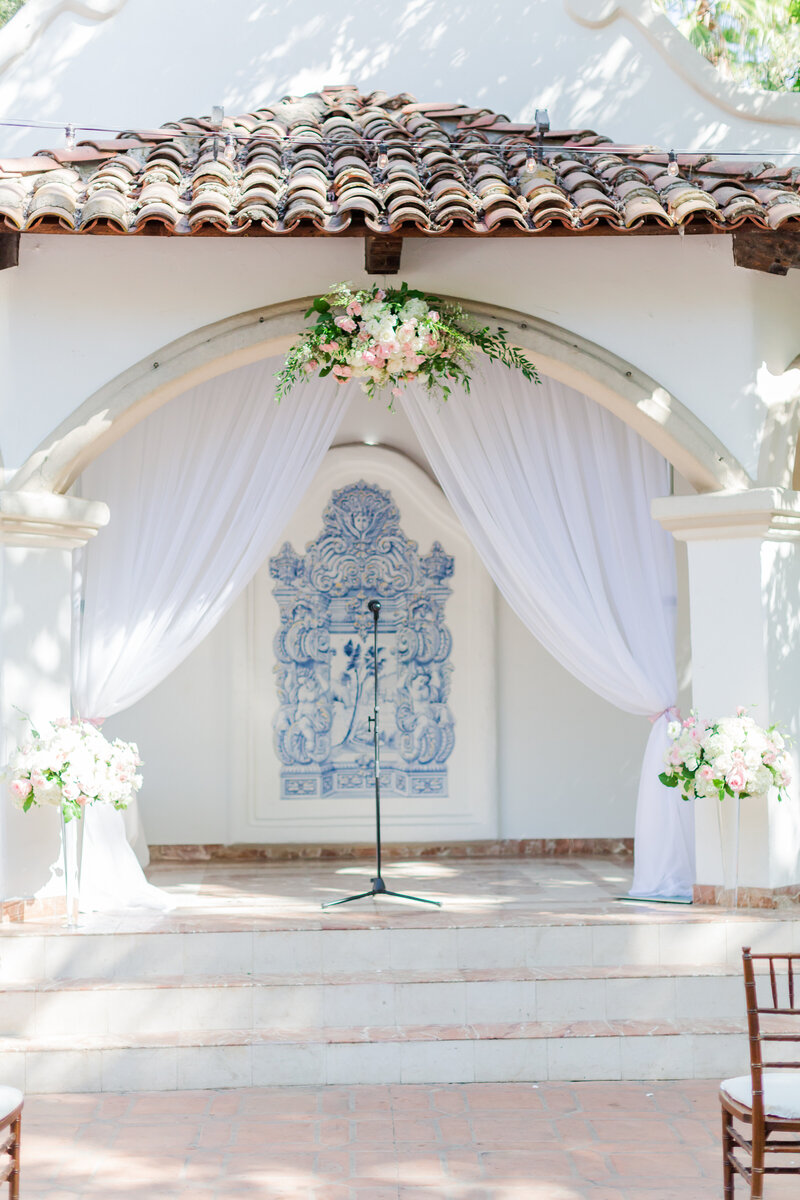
[6,716,143,822]
[275,281,539,405]
[659,709,791,802]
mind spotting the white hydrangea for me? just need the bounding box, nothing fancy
[660,709,791,803]
[5,717,143,821]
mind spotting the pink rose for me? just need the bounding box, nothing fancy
[331,365,352,379]
[303,361,318,374]
[375,289,386,300]
[10,778,31,800]
[428,310,439,321]
[334,316,357,333]
[319,341,339,353]
[699,765,715,782]
[346,301,362,317]
[391,387,402,397]
[726,765,747,793]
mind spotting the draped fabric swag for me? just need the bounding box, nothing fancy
[73,356,691,910]
[402,365,694,900]
[73,363,349,910]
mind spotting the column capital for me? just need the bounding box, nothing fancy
[0,490,109,549]
[652,488,800,542]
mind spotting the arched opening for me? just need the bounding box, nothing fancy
[9,297,750,498]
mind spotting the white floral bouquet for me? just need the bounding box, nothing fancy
[275,281,538,405]
[659,709,791,802]
[6,717,143,822]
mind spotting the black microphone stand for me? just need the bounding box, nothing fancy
[322,599,441,909]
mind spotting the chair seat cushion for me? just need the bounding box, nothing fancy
[722,1073,800,1119]
[0,1086,23,1122]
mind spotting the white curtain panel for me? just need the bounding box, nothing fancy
[74,361,349,910]
[402,363,694,900]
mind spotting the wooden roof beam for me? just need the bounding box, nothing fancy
[732,228,800,275]
[365,234,403,274]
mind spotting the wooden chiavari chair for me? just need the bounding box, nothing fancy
[0,1087,22,1199]
[720,947,800,1198]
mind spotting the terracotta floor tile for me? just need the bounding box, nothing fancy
[19,1080,800,1197]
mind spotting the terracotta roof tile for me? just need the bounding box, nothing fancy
[1,88,798,238]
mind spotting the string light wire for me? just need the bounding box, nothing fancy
[0,115,797,160]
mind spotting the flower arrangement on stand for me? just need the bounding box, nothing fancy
[275,281,539,405]
[6,717,143,924]
[658,709,790,803]
[658,709,791,906]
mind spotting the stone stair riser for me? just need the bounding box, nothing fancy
[2,918,798,982]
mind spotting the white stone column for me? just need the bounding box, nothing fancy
[653,489,800,903]
[0,491,108,907]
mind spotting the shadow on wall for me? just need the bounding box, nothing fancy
[0,0,777,157]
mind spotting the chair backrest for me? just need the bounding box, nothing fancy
[742,946,800,1122]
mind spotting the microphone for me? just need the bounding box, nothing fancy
[367,599,381,616]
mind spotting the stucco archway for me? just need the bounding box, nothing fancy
[9,296,750,497]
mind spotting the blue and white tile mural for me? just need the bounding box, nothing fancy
[269,481,455,800]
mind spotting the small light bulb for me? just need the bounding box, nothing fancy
[525,148,537,172]
[65,123,75,150]
[667,151,679,176]
[225,131,236,159]
[377,144,389,170]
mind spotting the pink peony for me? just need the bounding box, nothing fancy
[346,301,362,317]
[334,316,357,333]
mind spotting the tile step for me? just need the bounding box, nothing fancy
[0,962,752,989]
[0,1015,759,1054]
[0,967,752,1040]
[0,1020,752,1092]
[3,918,794,981]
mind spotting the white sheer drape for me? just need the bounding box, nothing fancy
[403,364,694,900]
[74,362,348,910]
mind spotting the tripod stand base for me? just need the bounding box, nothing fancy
[322,876,442,909]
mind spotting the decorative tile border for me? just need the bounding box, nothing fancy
[148,838,634,863]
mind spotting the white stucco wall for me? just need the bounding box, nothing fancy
[2,233,800,484]
[1,0,798,158]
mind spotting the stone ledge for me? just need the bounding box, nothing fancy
[148,838,635,863]
[694,883,800,909]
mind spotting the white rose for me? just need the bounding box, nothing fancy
[667,721,681,739]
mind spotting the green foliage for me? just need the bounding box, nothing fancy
[0,0,25,27]
[656,0,800,90]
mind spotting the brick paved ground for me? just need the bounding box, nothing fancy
[20,1080,798,1198]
